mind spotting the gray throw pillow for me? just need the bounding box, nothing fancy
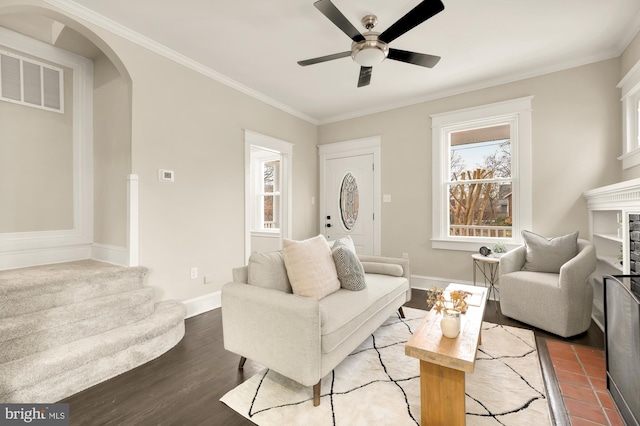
[331,240,366,291]
[522,230,579,273]
[247,251,292,293]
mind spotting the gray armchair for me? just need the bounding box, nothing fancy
[499,239,597,337]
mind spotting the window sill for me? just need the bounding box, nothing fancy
[251,230,280,238]
[619,147,640,170]
[432,238,520,252]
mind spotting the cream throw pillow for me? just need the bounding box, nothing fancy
[282,235,341,300]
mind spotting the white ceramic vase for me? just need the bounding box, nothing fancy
[440,309,461,338]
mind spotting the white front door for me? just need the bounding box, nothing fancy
[323,154,375,254]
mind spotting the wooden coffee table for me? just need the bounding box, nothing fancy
[405,284,488,426]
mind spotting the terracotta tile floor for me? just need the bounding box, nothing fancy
[546,339,625,425]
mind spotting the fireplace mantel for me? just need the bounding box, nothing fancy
[584,178,640,210]
[582,178,640,330]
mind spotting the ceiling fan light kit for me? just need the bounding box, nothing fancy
[351,34,388,67]
[298,0,445,87]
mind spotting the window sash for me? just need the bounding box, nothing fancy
[431,96,533,251]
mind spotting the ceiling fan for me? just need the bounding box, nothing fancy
[298,0,445,87]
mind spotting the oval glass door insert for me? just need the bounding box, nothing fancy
[340,172,359,230]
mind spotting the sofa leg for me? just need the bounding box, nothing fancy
[313,381,321,406]
[398,307,405,319]
[238,356,247,369]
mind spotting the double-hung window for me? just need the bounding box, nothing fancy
[253,157,281,232]
[431,97,533,251]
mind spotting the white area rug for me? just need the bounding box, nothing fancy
[220,307,551,425]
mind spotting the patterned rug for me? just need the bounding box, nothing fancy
[220,307,551,425]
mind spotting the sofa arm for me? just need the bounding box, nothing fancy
[221,282,322,387]
[357,255,410,280]
[499,245,526,276]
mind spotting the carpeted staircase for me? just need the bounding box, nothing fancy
[0,260,186,403]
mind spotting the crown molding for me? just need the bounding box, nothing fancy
[318,50,621,125]
[43,0,319,125]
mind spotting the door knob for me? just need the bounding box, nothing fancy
[326,224,332,228]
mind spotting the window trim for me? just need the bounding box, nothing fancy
[431,96,533,251]
[618,60,640,169]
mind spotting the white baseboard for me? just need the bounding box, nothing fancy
[91,243,128,266]
[0,244,91,271]
[411,274,499,301]
[183,291,221,319]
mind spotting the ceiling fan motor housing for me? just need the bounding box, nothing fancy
[351,32,389,66]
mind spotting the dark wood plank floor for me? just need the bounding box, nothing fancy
[62,289,603,425]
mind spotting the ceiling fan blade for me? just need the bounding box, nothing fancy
[378,0,445,44]
[388,48,441,68]
[298,51,352,66]
[314,0,365,43]
[357,66,372,87]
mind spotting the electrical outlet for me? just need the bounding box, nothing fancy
[204,276,214,284]
[402,253,409,259]
[190,267,198,279]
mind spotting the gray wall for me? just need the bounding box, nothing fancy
[0,45,74,233]
[93,52,130,247]
[319,58,622,285]
[66,7,319,301]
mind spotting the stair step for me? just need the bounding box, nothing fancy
[0,260,147,319]
[0,288,155,364]
[0,300,186,403]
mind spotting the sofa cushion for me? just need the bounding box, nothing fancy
[360,262,404,277]
[522,230,579,273]
[319,274,409,353]
[283,235,341,300]
[247,251,292,293]
[332,240,366,291]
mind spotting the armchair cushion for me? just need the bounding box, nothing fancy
[283,235,340,300]
[522,230,579,273]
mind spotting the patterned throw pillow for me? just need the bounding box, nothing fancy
[331,240,366,291]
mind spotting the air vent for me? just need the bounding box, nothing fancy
[0,50,64,113]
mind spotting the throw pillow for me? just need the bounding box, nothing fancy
[332,240,366,291]
[247,251,292,293]
[522,230,579,273]
[331,235,357,254]
[282,235,341,300]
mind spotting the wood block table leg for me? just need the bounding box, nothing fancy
[420,360,466,426]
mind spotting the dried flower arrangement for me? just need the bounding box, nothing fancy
[426,287,471,314]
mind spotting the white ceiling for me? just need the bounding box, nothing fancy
[55,0,640,123]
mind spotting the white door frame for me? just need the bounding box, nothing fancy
[244,130,293,262]
[319,136,381,255]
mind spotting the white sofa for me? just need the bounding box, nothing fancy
[221,253,411,406]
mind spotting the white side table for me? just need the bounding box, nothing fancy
[471,253,500,308]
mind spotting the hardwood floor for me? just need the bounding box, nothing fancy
[62,289,604,425]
